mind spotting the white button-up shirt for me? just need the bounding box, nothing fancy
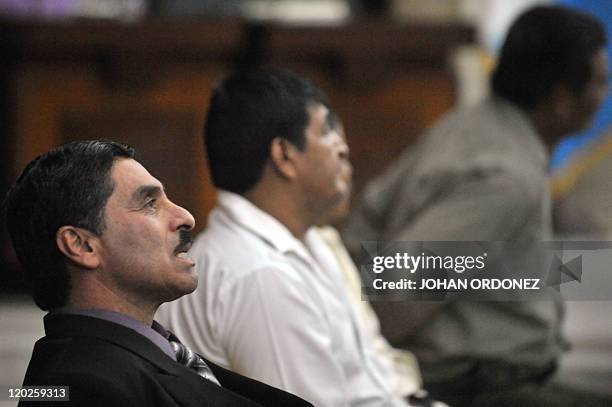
[157,191,409,407]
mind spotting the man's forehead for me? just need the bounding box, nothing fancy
[110,158,164,199]
[307,102,329,117]
[306,103,331,127]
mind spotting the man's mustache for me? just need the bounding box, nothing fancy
[174,228,193,254]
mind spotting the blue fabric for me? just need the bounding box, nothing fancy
[551,0,612,170]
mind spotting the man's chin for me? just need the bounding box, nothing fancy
[182,275,199,295]
[167,276,199,302]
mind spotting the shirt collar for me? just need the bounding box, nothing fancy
[55,308,176,361]
[491,96,549,170]
[216,190,313,261]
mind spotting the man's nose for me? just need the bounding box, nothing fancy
[170,201,196,231]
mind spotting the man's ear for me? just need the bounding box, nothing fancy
[550,85,575,119]
[270,137,299,180]
[56,226,101,270]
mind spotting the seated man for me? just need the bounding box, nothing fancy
[314,111,424,400]
[4,139,311,406]
[344,5,610,406]
[157,67,437,406]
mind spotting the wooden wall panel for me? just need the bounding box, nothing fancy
[11,63,224,234]
[0,19,473,289]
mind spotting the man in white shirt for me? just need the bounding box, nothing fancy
[157,67,432,406]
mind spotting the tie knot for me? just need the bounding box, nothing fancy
[170,340,196,368]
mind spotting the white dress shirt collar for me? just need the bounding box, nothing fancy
[216,190,313,261]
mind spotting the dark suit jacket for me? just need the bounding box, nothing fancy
[19,314,313,407]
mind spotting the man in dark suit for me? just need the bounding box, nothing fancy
[4,139,311,406]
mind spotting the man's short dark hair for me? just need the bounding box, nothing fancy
[3,140,134,310]
[492,5,607,109]
[204,66,330,194]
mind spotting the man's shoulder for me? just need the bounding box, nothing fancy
[194,214,263,254]
[191,212,300,281]
[25,330,155,380]
[409,100,544,186]
[22,325,283,407]
[22,334,159,405]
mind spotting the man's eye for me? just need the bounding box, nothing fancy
[144,198,157,209]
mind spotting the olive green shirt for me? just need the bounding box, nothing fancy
[345,97,566,383]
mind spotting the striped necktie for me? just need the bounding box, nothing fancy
[169,339,221,386]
